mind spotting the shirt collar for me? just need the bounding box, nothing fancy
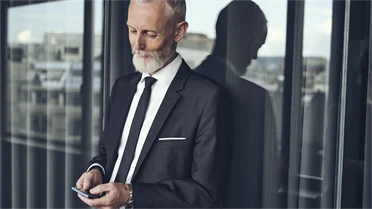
[140,54,182,87]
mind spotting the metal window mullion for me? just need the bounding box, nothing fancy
[363,0,372,209]
[82,0,94,161]
[102,0,132,130]
[110,0,133,83]
[335,0,351,208]
[320,1,346,208]
[281,0,305,208]
[102,0,111,131]
[0,0,7,137]
[0,1,9,207]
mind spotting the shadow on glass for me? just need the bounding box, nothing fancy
[194,1,280,208]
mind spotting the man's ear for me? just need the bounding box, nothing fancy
[174,21,189,43]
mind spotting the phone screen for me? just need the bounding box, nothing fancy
[71,186,104,199]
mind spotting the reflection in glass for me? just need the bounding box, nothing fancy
[4,0,103,208]
[7,2,102,145]
[194,1,279,208]
[180,0,287,208]
[297,0,333,208]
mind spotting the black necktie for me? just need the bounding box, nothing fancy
[116,76,157,183]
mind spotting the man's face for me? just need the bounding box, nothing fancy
[127,0,176,74]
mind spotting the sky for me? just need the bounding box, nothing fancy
[8,0,333,58]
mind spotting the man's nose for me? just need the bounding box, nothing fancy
[133,34,146,50]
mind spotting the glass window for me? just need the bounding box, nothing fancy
[3,0,372,208]
[3,0,103,207]
[7,1,103,145]
[181,1,287,208]
[291,0,333,208]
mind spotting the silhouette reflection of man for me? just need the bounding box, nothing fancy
[195,1,280,208]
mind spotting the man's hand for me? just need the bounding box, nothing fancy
[76,169,103,191]
[78,182,130,209]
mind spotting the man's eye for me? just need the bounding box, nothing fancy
[146,32,158,39]
[130,30,137,34]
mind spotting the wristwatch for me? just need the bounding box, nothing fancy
[124,183,133,208]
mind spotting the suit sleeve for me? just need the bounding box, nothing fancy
[86,80,119,176]
[132,88,233,208]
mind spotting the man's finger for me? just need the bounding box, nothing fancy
[76,173,85,189]
[90,183,112,194]
[82,173,93,190]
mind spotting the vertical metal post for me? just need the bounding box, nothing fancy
[82,0,94,160]
[109,0,132,85]
[363,1,372,206]
[287,1,305,207]
[0,0,9,207]
[336,0,350,208]
[281,0,305,208]
[102,0,111,131]
[102,0,132,129]
[321,1,346,208]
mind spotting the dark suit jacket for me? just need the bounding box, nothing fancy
[195,56,280,208]
[88,61,232,208]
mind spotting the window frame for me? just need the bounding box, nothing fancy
[363,3,372,209]
[0,0,361,207]
[364,3,372,207]
[0,0,9,207]
[281,1,305,207]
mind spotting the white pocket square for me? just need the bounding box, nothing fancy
[158,137,186,141]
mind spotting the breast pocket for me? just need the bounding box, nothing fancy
[158,137,187,141]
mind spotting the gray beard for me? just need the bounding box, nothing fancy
[132,42,174,74]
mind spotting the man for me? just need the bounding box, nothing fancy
[76,0,231,208]
[195,1,280,208]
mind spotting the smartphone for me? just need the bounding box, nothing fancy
[71,186,105,199]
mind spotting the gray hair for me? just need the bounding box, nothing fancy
[134,0,186,24]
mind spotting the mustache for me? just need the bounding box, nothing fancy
[132,49,156,57]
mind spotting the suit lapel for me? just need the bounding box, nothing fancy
[132,61,191,179]
[106,73,141,175]
[114,74,141,142]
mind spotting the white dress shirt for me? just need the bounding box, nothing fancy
[89,55,182,184]
[111,55,182,183]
